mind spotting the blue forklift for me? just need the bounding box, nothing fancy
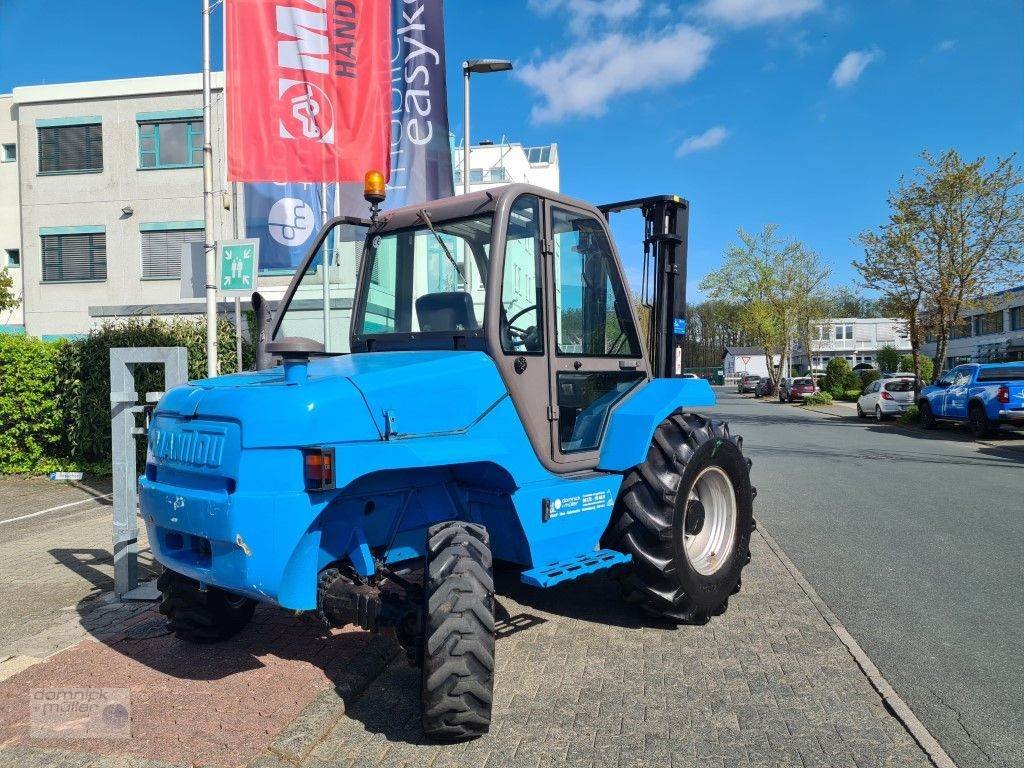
[142,178,754,740]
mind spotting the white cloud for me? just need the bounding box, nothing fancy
[830,48,880,88]
[528,0,642,34]
[936,39,956,53]
[696,0,821,27]
[676,126,729,157]
[516,25,714,123]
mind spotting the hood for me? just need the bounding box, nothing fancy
[157,351,508,448]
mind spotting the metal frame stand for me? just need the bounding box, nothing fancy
[110,347,188,600]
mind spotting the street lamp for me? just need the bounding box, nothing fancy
[462,59,513,195]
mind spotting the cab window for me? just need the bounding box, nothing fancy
[500,196,543,353]
[551,207,641,357]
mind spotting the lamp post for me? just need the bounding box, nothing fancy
[461,59,513,195]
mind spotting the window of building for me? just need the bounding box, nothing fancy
[834,324,853,340]
[1,144,15,163]
[468,168,483,184]
[526,146,551,164]
[1011,306,1024,331]
[951,317,972,339]
[41,230,106,282]
[5,249,19,268]
[975,310,1005,335]
[141,226,204,279]
[489,167,508,182]
[37,122,103,174]
[138,119,203,169]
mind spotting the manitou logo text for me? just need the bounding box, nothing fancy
[275,0,361,144]
[150,426,226,469]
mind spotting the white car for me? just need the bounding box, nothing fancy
[857,377,915,420]
[681,373,699,379]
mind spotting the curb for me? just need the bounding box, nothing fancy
[757,526,958,768]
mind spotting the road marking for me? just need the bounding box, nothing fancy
[0,493,114,526]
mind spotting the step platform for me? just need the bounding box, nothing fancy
[520,549,632,588]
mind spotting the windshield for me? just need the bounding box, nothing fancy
[272,220,368,353]
[354,214,493,336]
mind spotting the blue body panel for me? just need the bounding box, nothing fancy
[139,351,717,610]
[919,363,1024,425]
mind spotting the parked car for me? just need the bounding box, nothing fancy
[737,374,761,394]
[858,377,914,420]
[681,373,700,379]
[754,378,776,398]
[918,362,1024,437]
[781,377,817,402]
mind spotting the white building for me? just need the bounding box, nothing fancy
[797,317,912,372]
[921,286,1024,370]
[453,139,559,193]
[0,93,22,334]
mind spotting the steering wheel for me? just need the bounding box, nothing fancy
[504,304,541,351]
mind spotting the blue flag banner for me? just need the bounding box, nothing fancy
[388,0,454,208]
[243,0,453,270]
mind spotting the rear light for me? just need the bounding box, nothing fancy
[303,447,336,491]
[998,385,1010,404]
[881,390,894,400]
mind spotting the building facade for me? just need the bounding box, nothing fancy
[722,346,772,380]
[12,74,237,338]
[0,94,22,333]
[921,286,1024,370]
[453,139,559,193]
[796,317,912,372]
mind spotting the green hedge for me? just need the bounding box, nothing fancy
[0,335,65,473]
[804,391,834,406]
[0,316,255,474]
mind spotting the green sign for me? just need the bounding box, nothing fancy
[217,239,259,295]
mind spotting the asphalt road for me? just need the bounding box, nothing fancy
[711,388,1023,768]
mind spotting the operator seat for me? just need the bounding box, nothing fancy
[415,292,479,332]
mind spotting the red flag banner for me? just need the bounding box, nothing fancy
[226,0,391,182]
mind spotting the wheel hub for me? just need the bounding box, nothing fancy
[682,466,739,576]
[684,500,706,536]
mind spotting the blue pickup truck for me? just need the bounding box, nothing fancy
[918,362,1024,437]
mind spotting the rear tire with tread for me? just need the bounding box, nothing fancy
[421,521,495,742]
[602,412,755,624]
[919,400,937,429]
[157,568,256,643]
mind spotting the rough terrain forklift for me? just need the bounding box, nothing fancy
[142,178,755,741]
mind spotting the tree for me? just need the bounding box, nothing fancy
[876,344,901,373]
[823,357,859,396]
[701,225,829,386]
[826,286,882,318]
[0,268,18,315]
[900,353,933,382]
[860,150,1024,377]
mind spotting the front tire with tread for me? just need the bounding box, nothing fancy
[421,521,495,742]
[602,412,754,624]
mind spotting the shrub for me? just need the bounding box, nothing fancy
[900,354,933,382]
[840,388,862,402]
[898,405,920,425]
[876,345,901,373]
[859,368,881,388]
[804,391,834,406]
[0,335,65,473]
[823,357,859,394]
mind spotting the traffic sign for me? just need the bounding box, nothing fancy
[217,239,260,295]
[741,356,751,365]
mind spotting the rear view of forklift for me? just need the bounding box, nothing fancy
[141,180,754,741]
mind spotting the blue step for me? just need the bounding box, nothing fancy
[520,550,631,588]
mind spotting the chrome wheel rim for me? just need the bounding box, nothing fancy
[683,466,738,576]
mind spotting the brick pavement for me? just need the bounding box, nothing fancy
[0,530,940,768]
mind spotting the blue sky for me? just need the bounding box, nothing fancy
[2,0,1022,299]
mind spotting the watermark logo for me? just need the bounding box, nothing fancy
[30,688,131,739]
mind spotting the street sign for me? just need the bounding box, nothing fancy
[741,356,751,365]
[217,239,260,296]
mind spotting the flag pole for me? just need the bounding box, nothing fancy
[320,182,330,351]
[202,0,218,377]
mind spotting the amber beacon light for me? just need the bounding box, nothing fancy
[364,171,386,204]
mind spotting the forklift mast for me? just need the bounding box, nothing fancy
[599,195,689,379]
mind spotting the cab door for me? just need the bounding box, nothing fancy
[945,365,975,419]
[542,203,648,469]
